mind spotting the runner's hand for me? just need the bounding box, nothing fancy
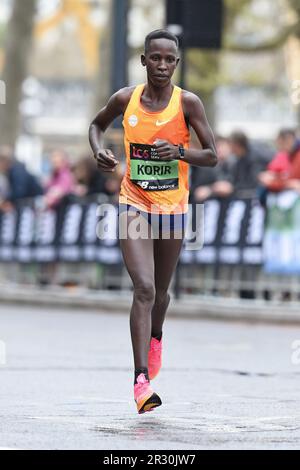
[94,149,119,172]
[154,139,179,161]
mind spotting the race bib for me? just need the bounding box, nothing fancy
[129,143,178,191]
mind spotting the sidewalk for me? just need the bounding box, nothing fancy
[0,282,299,324]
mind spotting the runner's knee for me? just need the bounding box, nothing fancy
[155,289,170,305]
[134,281,156,305]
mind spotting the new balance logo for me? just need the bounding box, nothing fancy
[137,181,149,189]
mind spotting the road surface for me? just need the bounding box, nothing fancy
[1,303,300,450]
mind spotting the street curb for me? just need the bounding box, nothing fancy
[0,283,299,324]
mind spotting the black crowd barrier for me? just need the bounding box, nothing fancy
[0,196,265,265]
[183,196,265,266]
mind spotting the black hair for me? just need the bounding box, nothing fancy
[277,128,296,139]
[144,29,179,54]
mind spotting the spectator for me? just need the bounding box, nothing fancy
[225,130,270,197]
[73,156,118,198]
[0,146,43,211]
[43,149,74,208]
[0,173,10,201]
[191,135,232,202]
[258,129,300,192]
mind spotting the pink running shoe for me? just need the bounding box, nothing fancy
[134,373,162,414]
[148,336,162,380]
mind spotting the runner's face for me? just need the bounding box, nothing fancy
[141,38,179,87]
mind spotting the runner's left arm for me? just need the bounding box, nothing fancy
[155,92,218,168]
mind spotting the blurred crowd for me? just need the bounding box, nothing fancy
[0,146,122,212]
[191,128,300,205]
[1,127,300,212]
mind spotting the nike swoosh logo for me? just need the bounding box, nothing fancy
[156,119,171,126]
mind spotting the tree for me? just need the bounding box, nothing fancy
[91,0,113,117]
[0,0,37,147]
[185,0,250,127]
[186,0,300,127]
[226,0,300,52]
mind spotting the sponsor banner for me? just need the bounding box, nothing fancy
[263,190,300,274]
[190,197,265,265]
[0,196,266,265]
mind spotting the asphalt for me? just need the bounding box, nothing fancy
[1,303,300,450]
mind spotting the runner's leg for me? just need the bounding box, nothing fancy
[151,235,184,338]
[119,212,155,371]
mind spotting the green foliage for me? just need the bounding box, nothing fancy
[288,0,300,17]
[187,50,220,94]
[185,0,300,121]
[186,0,251,96]
[223,0,251,31]
[288,0,300,38]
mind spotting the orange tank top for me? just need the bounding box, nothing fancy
[119,83,190,215]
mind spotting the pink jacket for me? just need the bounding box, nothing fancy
[45,165,74,208]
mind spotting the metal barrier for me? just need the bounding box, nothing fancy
[0,193,299,302]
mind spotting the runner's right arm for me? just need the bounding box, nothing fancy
[89,88,133,172]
